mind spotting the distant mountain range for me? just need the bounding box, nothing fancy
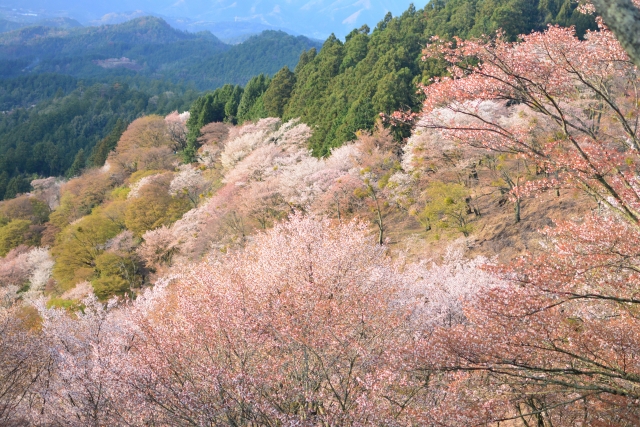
[0,0,417,39]
[0,16,81,33]
[0,16,322,90]
[0,5,288,42]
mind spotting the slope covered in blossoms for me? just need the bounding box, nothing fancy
[2,1,640,425]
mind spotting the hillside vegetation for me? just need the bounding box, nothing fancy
[0,78,198,200]
[187,0,597,157]
[0,17,82,34]
[0,17,321,90]
[3,0,640,425]
[0,1,593,195]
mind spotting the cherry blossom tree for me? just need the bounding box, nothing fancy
[108,116,177,178]
[426,214,640,425]
[169,165,210,207]
[111,215,436,426]
[403,9,640,425]
[35,295,127,426]
[409,23,640,224]
[591,0,640,68]
[0,307,49,426]
[138,225,180,268]
[31,177,62,210]
[0,246,31,290]
[0,246,53,302]
[400,241,503,327]
[164,111,190,151]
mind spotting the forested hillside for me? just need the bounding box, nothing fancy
[0,74,78,111]
[0,78,198,199]
[0,18,321,199]
[0,17,321,89]
[0,0,594,196]
[187,0,597,156]
[4,0,640,425]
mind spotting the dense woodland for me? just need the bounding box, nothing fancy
[3,0,640,425]
[0,18,320,200]
[0,78,199,200]
[0,17,321,89]
[0,0,597,195]
[187,0,597,157]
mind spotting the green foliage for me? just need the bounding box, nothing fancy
[0,17,228,82]
[0,197,50,224]
[89,119,127,167]
[421,181,474,237]
[184,74,274,155]
[2,175,31,199]
[29,199,51,225]
[0,81,196,199]
[109,186,131,201]
[66,149,86,178]
[237,74,271,123]
[0,172,7,201]
[284,15,423,156]
[0,20,321,91]
[52,204,125,290]
[187,31,322,90]
[184,84,244,162]
[423,0,595,40]
[124,178,191,236]
[270,1,595,156]
[0,219,33,255]
[46,298,82,311]
[92,252,139,299]
[263,66,296,118]
[0,74,77,111]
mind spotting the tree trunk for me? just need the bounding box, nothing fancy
[514,198,521,224]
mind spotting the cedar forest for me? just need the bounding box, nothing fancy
[2,0,640,425]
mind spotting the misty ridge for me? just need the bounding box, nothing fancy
[0,0,417,39]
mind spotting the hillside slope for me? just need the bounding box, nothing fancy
[186,0,598,157]
[0,17,322,90]
[2,3,640,423]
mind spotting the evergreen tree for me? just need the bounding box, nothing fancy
[263,67,296,118]
[224,85,244,123]
[66,149,86,178]
[0,171,8,200]
[184,84,244,162]
[90,119,127,167]
[3,175,30,199]
[294,48,317,74]
[237,74,271,123]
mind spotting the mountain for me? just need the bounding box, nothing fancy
[189,30,322,87]
[0,0,419,39]
[0,19,22,33]
[86,12,298,43]
[164,19,300,44]
[0,17,322,90]
[0,17,82,33]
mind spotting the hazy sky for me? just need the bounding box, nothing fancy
[3,0,424,38]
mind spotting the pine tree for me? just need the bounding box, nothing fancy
[237,74,271,123]
[89,119,127,167]
[263,67,296,118]
[66,149,86,178]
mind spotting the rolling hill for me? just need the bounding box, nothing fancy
[0,17,322,90]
